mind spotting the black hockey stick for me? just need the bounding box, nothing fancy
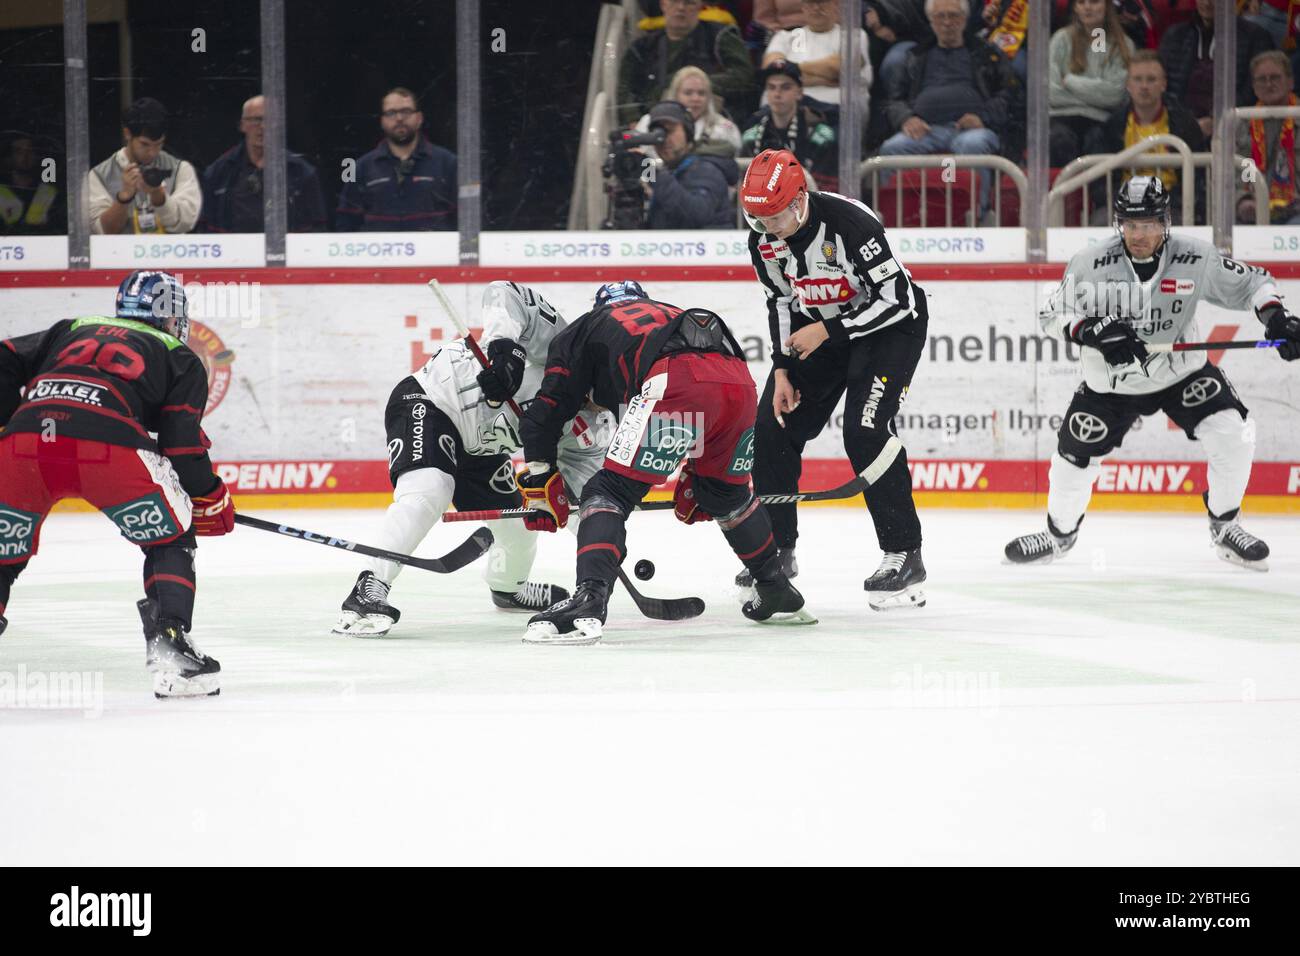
[1146,338,1284,353]
[616,568,705,621]
[234,515,493,574]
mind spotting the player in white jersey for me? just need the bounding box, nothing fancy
[1005,176,1300,570]
[333,281,615,636]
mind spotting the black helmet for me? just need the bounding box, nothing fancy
[1114,175,1170,223]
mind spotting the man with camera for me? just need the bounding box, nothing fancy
[88,97,202,235]
[607,100,739,230]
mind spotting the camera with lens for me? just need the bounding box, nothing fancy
[140,166,168,188]
[602,128,664,230]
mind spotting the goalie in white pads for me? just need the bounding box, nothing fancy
[334,281,614,636]
[1005,176,1300,571]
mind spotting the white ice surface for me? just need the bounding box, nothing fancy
[1,506,1297,865]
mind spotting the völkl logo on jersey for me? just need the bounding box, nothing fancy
[793,276,853,305]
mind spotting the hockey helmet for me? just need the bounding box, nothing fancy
[1114,175,1171,227]
[116,269,189,343]
[594,280,647,308]
[740,148,807,231]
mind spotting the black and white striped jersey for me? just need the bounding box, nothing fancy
[748,191,922,370]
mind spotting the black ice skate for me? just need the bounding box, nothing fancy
[864,549,927,610]
[491,580,571,613]
[333,571,401,637]
[1208,501,1269,572]
[138,599,220,699]
[742,574,817,625]
[734,547,797,588]
[523,579,609,645]
[1004,517,1079,566]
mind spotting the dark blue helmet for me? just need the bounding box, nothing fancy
[116,270,189,343]
[594,280,647,309]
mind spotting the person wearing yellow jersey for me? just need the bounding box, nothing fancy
[1236,50,1300,224]
[1094,50,1206,224]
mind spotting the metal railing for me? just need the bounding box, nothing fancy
[567,4,626,230]
[1221,105,1300,240]
[1049,135,1196,226]
[857,155,1029,227]
[1052,149,1269,227]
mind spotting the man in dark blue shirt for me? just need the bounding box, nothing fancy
[336,87,457,231]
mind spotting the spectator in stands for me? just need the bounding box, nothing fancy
[618,0,756,126]
[979,1,1031,84]
[1241,0,1291,48]
[879,0,1015,215]
[1093,49,1205,223]
[641,100,740,228]
[1048,0,1135,167]
[746,0,806,58]
[335,88,456,231]
[741,60,840,192]
[88,98,201,235]
[763,0,873,119]
[1159,0,1275,141]
[1236,50,1300,224]
[199,95,326,233]
[0,131,64,235]
[635,66,742,157]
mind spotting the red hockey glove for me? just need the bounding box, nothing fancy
[673,466,712,524]
[191,479,235,536]
[518,463,569,531]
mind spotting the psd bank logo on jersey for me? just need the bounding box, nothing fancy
[727,427,756,476]
[105,494,179,544]
[0,506,40,558]
[1068,412,1109,444]
[636,416,700,476]
[793,276,853,306]
[1181,376,1222,407]
[186,320,235,416]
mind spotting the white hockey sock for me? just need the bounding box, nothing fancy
[1046,452,1100,534]
[484,513,538,593]
[1196,410,1254,517]
[369,468,455,585]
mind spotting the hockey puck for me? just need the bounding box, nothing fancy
[634,559,655,581]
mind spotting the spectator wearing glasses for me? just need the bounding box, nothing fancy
[88,97,201,235]
[1237,51,1300,225]
[335,88,457,231]
[199,95,326,233]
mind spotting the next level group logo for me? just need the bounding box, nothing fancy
[186,320,235,416]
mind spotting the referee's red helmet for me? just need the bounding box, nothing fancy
[740,149,807,220]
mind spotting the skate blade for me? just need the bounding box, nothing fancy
[868,583,927,611]
[332,612,395,637]
[153,671,220,699]
[1002,552,1057,566]
[1214,546,1269,573]
[522,618,603,646]
[754,607,818,626]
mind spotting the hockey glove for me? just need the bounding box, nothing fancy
[1261,303,1300,362]
[191,479,235,536]
[476,338,527,406]
[518,462,569,531]
[1072,315,1148,368]
[672,465,712,524]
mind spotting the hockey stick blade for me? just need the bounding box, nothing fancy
[616,568,705,621]
[234,515,493,573]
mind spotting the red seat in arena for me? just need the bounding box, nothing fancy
[866,167,1085,228]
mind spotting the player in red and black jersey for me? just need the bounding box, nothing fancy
[516,281,815,645]
[0,270,234,698]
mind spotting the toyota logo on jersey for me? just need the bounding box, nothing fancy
[793,276,854,305]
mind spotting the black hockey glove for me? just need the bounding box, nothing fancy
[1072,315,1148,368]
[476,338,527,405]
[1260,303,1300,362]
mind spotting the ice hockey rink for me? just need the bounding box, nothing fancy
[1,504,1296,866]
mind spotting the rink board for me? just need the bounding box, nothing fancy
[3,264,1298,513]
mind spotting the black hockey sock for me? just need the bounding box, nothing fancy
[0,560,26,620]
[862,452,923,552]
[718,497,779,576]
[575,507,627,587]
[142,544,196,631]
[764,501,798,550]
